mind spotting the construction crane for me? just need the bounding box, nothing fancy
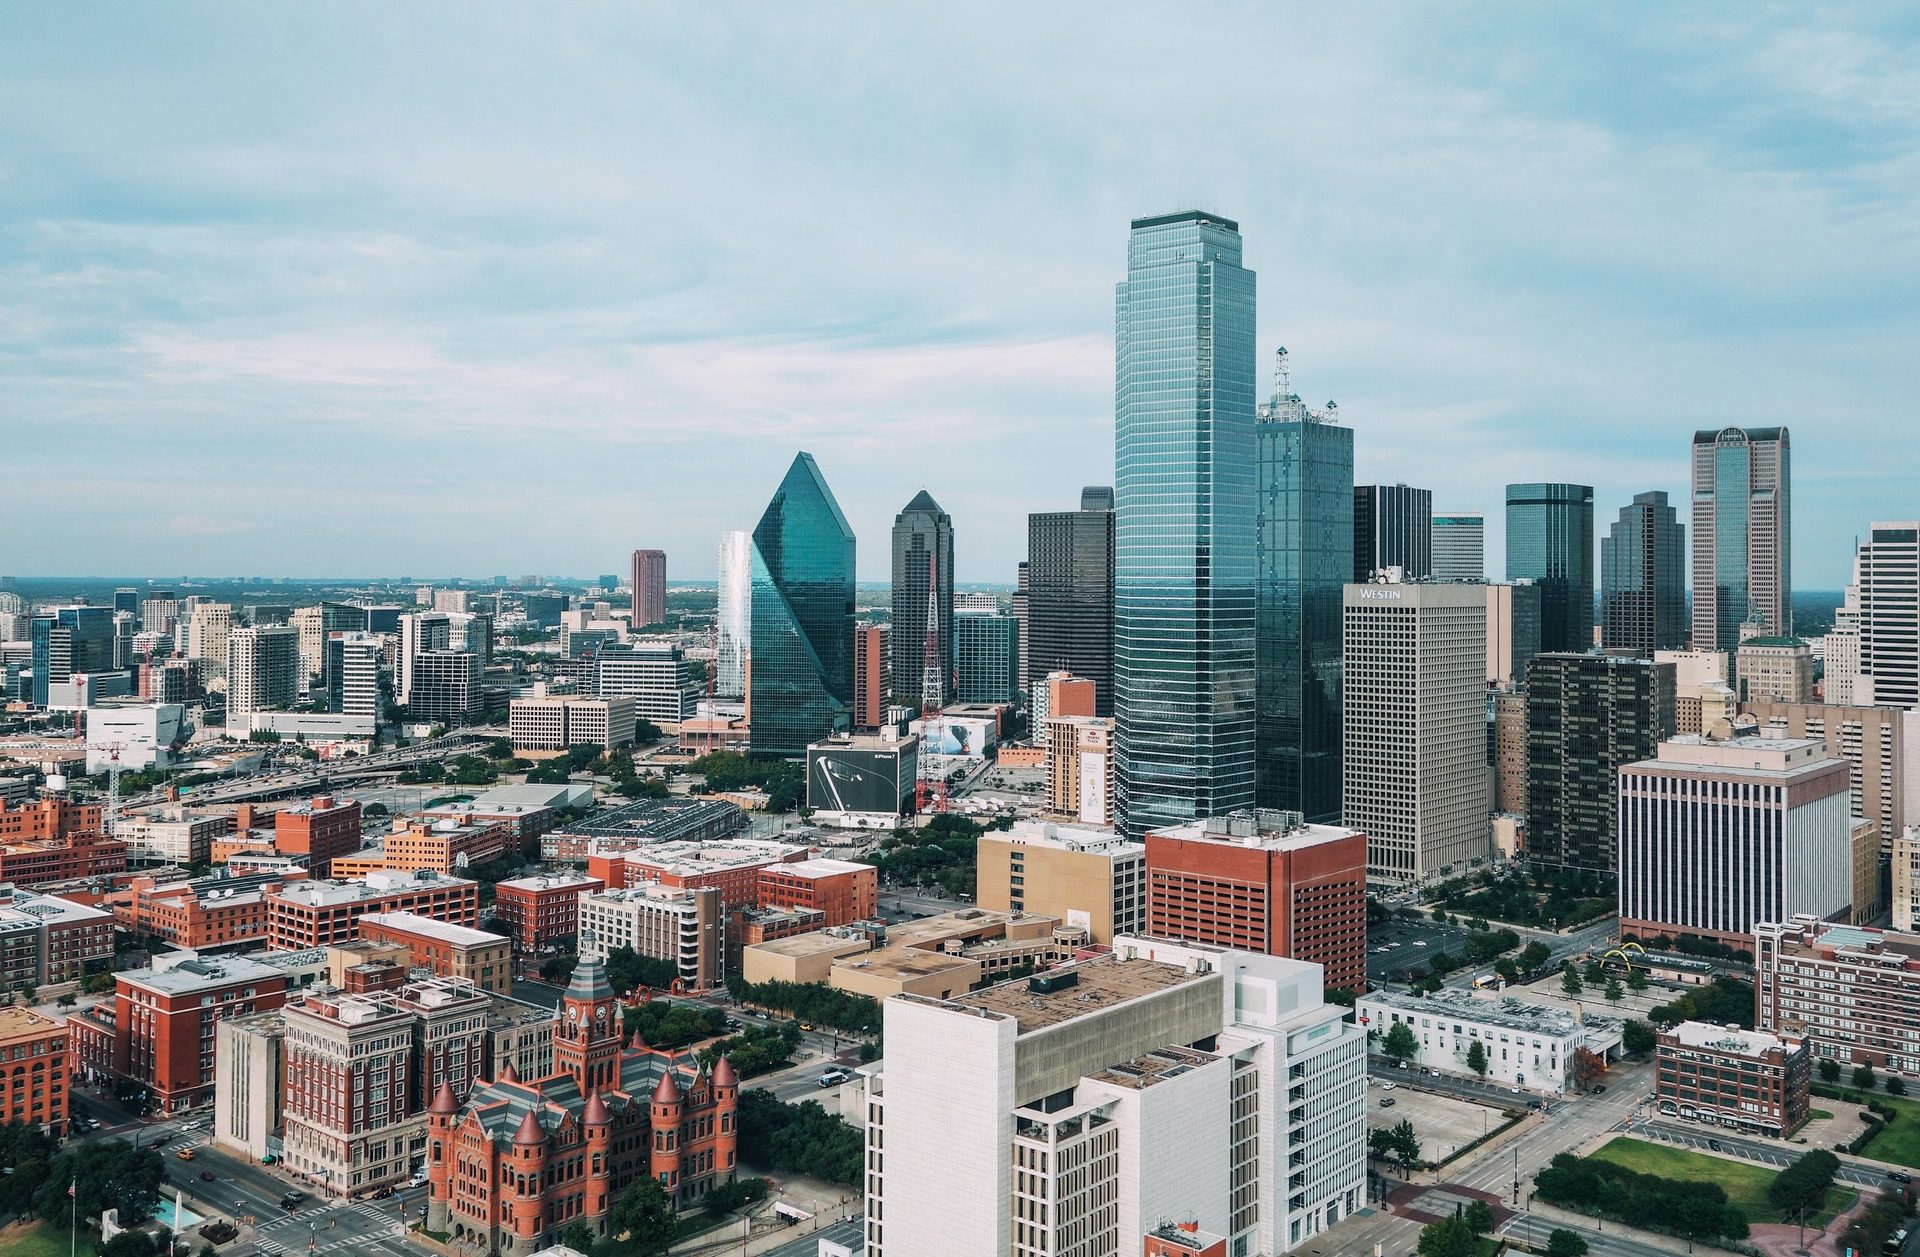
[97,740,126,841]
[915,547,948,816]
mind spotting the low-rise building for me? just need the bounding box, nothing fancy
[976,821,1144,945]
[0,833,128,886]
[540,797,745,864]
[114,876,273,950]
[494,872,605,953]
[805,731,918,828]
[419,798,563,854]
[265,871,481,951]
[329,817,513,879]
[509,695,639,755]
[577,885,723,990]
[1355,988,1623,1095]
[115,808,228,866]
[586,837,807,911]
[0,889,115,983]
[1756,915,1920,1072]
[1655,1021,1810,1138]
[273,795,363,878]
[755,858,876,927]
[0,1007,69,1135]
[360,911,511,994]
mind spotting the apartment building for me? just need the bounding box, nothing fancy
[494,873,605,953]
[274,795,363,878]
[360,912,511,993]
[0,890,114,984]
[1756,916,1920,1072]
[862,937,1367,1257]
[976,821,1144,945]
[0,833,128,887]
[1655,1021,1810,1139]
[116,808,227,866]
[576,885,723,990]
[0,1007,69,1135]
[1044,714,1114,825]
[265,871,480,950]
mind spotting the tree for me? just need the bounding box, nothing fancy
[1622,1020,1657,1058]
[1767,1149,1840,1219]
[1389,1118,1422,1174]
[1519,941,1552,972]
[1494,957,1519,983]
[1369,1128,1396,1164]
[1463,1199,1495,1236]
[1818,1057,1841,1084]
[1561,966,1584,997]
[101,1234,155,1257]
[1432,906,1448,924]
[1465,1038,1489,1078]
[1382,1021,1419,1067]
[1583,959,1605,985]
[702,1176,769,1216]
[1545,1228,1590,1257]
[608,1176,678,1256]
[1603,977,1623,1006]
[1625,967,1648,994]
[555,1220,598,1252]
[1890,1077,1908,1097]
[1854,1064,1879,1093]
[1417,1215,1475,1257]
[540,953,578,984]
[1570,1046,1607,1090]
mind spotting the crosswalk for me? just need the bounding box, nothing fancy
[250,1201,410,1255]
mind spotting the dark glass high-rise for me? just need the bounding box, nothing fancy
[748,453,856,758]
[888,490,954,709]
[1505,482,1595,654]
[1600,490,1685,655]
[1353,484,1432,581]
[1025,486,1115,716]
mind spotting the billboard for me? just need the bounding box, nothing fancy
[912,715,997,760]
[807,743,916,817]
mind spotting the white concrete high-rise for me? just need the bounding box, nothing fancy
[715,530,751,700]
[226,626,300,719]
[1852,523,1920,710]
[861,937,1365,1257]
[397,612,451,708]
[1342,578,1490,884]
[186,603,233,677]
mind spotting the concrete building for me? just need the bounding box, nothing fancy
[331,816,512,879]
[281,984,426,1197]
[1484,581,1543,690]
[1736,637,1814,705]
[1655,1021,1810,1138]
[976,821,1145,945]
[954,611,1021,706]
[714,530,751,700]
[1745,698,1920,872]
[577,885,724,989]
[1524,654,1675,872]
[186,603,233,677]
[494,872,605,953]
[1691,427,1792,650]
[360,911,511,993]
[1847,524,1920,708]
[1431,512,1485,581]
[0,1008,69,1135]
[510,695,638,754]
[542,797,743,864]
[116,807,226,866]
[862,937,1367,1257]
[805,730,917,828]
[1343,579,1490,884]
[0,889,115,984]
[1356,987,1622,1095]
[323,630,382,717]
[1620,736,1854,949]
[1755,915,1920,1071]
[1045,714,1114,826]
[594,641,701,726]
[1659,649,1733,736]
[84,702,185,773]
[584,837,805,910]
[755,858,877,927]
[274,794,362,878]
[407,650,483,727]
[1491,689,1528,816]
[1144,809,1368,995]
[226,626,300,719]
[212,1011,285,1162]
[629,549,667,628]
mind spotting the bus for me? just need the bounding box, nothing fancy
[1472,974,1500,990]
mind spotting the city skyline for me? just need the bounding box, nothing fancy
[4,7,1915,584]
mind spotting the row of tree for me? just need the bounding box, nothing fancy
[1532,1151,1749,1242]
[696,1021,800,1077]
[0,1122,168,1237]
[685,751,806,812]
[1646,977,1756,1029]
[736,1089,863,1188]
[727,976,883,1036]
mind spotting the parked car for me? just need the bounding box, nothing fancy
[1890,1170,1913,1184]
[1707,1139,1722,1152]
[1381,1081,1396,1090]
[1591,1084,1607,1094]
[1379,1097,1397,1108]
[176,1148,196,1161]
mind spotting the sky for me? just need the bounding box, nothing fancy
[2,5,1916,585]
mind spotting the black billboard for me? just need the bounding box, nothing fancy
[807,744,915,815]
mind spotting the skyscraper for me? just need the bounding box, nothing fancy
[1600,490,1686,655]
[226,626,300,720]
[1113,211,1257,838]
[1352,484,1432,581]
[1505,482,1595,654]
[1525,653,1675,872]
[629,550,667,629]
[1025,486,1115,716]
[852,623,889,731]
[397,612,451,709]
[953,611,1020,705]
[714,530,751,700]
[1430,513,1485,581]
[1691,427,1792,650]
[888,491,954,709]
[748,453,855,758]
[1255,352,1353,820]
[29,606,117,707]
[1849,523,1919,709]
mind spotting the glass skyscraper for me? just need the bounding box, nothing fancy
[30,605,117,707]
[1113,210,1257,838]
[1600,490,1685,655]
[1505,482,1595,654]
[888,490,954,709]
[1255,352,1353,821]
[748,453,855,758]
[1353,483,1432,581]
[714,530,752,699]
[1025,487,1115,716]
[1691,427,1792,650]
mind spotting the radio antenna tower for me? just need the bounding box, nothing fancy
[916,547,947,815]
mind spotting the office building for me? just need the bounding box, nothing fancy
[67,950,288,1112]
[955,611,1020,704]
[397,611,451,708]
[1506,483,1595,653]
[116,807,224,866]
[1657,649,1732,735]
[629,549,667,628]
[1491,689,1528,815]
[852,623,889,731]
[975,821,1144,944]
[1255,357,1352,821]
[1692,427,1792,649]
[29,607,119,708]
[1755,915,1920,1072]
[425,956,740,1251]
[265,871,480,950]
[1026,487,1116,716]
[748,453,856,757]
[1352,484,1431,581]
[1736,636,1814,704]
[408,650,483,726]
[1600,490,1685,655]
[1484,581,1543,690]
[274,794,362,878]
[0,889,113,985]
[0,832,128,887]
[1045,714,1114,825]
[1826,573,1864,706]
[1145,809,1367,994]
[494,872,606,953]
[1113,211,1258,838]
[185,603,233,676]
[1013,560,1031,692]
[714,530,751,700]
[225,625,299,719]
[1620,736,1853,948]
[576,884,724,989]
[280,984,428,1196]
[511,695,638,754]
[360,912,511,994]
[0,1008,69,1135]
[1745,699,1920,870]
[1654,1022,1809,1139]
[805,730,917,828]
[1846,524,1920,708]
[595,641,700,725]
[1431,512,1485,581]
[321,630,381,717]
[292,601,363,683]
[1343,579,1490,884]
[1356,988,1622,1095]
[889,490,955,708]
[1525,654,1675,871]
[861,937,1367,1257]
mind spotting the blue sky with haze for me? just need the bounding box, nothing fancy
[3,4,1915,584]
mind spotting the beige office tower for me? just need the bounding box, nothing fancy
[186,603,233,678]
[1045,714,1114,825]
[1736,635,1814,704]
[1491,689,1527,815]
[1342,579,1490,884]
[975,821,1144,944]
[1656,649,1730,736]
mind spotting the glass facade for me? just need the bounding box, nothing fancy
[1691,427,1792,650]
[1113,210,1257,838]
[748,453,856,758]
[1600,490,1685,655]
[1431,514,1485,581]
[1352,484,1432,581]
[1255,374,1353,821]
[1524,653,1675,871]
[1504,483,1594,654]
[1025,487,1115,716]
[888,491,954,709]
[30,605,117,707]
[714,530,752,700]
[953,612,1020,704]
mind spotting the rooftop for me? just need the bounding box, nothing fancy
[361,911,504,948]
[835,948,974,980]
[0,891,113,925]
[1149,808,1362,852]
[744,929,872,960]
[471,782,594,810]
[124,950,286,995]
[496,871,603,892]
[557,797,746,842]
[988,822,1141,857]
[763,857,871,880]
[617,838,807,875]
[946,952,1213,1034]
[270,870,476,907]
[1087,1044,1218,1091]
[0,1006,63,1042]
[1664,1020,1796,1056]
[1361,988,1621,1039]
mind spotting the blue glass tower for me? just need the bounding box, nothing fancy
[1600,490,1686,655]
[748,453,856,759]
[1505,483,1595,655]
[1113,211,1257,838]
[30,605,117,707]
[1255,352,1353,821]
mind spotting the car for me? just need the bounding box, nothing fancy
[1379,1097,1396,1108]
[1381,1081,1396,1090]
[176,1148,196,1161]
[199,1171,215,1182]
[818,1068,854,1088]
[1707,1139,1722,1152]
[1891,1171,1913,1184]
[1425,1068,1439,1077]
[409,1167,429,1186]
[281,1192,306,1207]
[1591,1084,1607,1094]
[1510,1087,1521,1094]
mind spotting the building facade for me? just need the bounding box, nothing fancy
[1430,513,1485,581]
[1755,916,1920,1072]
[1655,1021,1810,1138]
[889,490,955,709]
[748,453,856,758]
[1357,988,1622,1095]
[0,1007,69,1136]
[1484,582,1543,689]
[265,872,480,950]
[714,530,752,701]
[1505,482,1595,654]
[1352,484,1431,582]
[629,550,666,629]
[1525,654,1675,871]
[494,873,605,953]
[1849,524,1920,708]
[227,625,301,719]
[576,886,724,989]
[1026,487,1116,717]
[954,612,1021,705]
[1113,211,1258,839]
[852,623,889,732]
[1044,714,1114,826]
[360,912,511,993]
[1692,427,1792,650]
[1600,489,1685,655]
[975,821,1145,945]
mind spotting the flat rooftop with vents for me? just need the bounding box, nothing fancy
[945,951,1214,1034]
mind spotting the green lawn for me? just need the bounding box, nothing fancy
[1860,1095,1920,1168]
[0,1223,97,1257]
[1590,1137,1855,1226]
[1810,1108,1834,1121]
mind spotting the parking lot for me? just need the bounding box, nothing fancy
[1369,1080,1515,1164]
[1366,915,1487,985]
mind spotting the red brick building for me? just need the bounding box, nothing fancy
[426,955,739,1255]
[1144,811,1369,996]
[0,1007,69,1135]
[360,912,511,993]
[853,623,888,731]
[755,858,877,927]
[273,795,362,877]
[70,951,288,1112]
[493,873,605,953]
[0,798,103,842]
[113,877,274,949]
[586,838,806,911]
[265,871,481,950]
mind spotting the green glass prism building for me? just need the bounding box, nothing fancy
[1255,352,1353,821]
[1505,482,1594,655]
[1113,210,1257,837]
[748,453,856,758]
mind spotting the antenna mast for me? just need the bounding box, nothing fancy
[916,546,947,815]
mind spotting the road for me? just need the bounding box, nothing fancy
[121,735,487,811]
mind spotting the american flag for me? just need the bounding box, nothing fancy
[68,1180,75,1198]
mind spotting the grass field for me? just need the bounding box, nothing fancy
[0,1223,97,1257]
[1816,1086,1920,1168]
[1591,1137,1855,1226]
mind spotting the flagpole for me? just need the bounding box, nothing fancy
[69,1179,75,1257]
